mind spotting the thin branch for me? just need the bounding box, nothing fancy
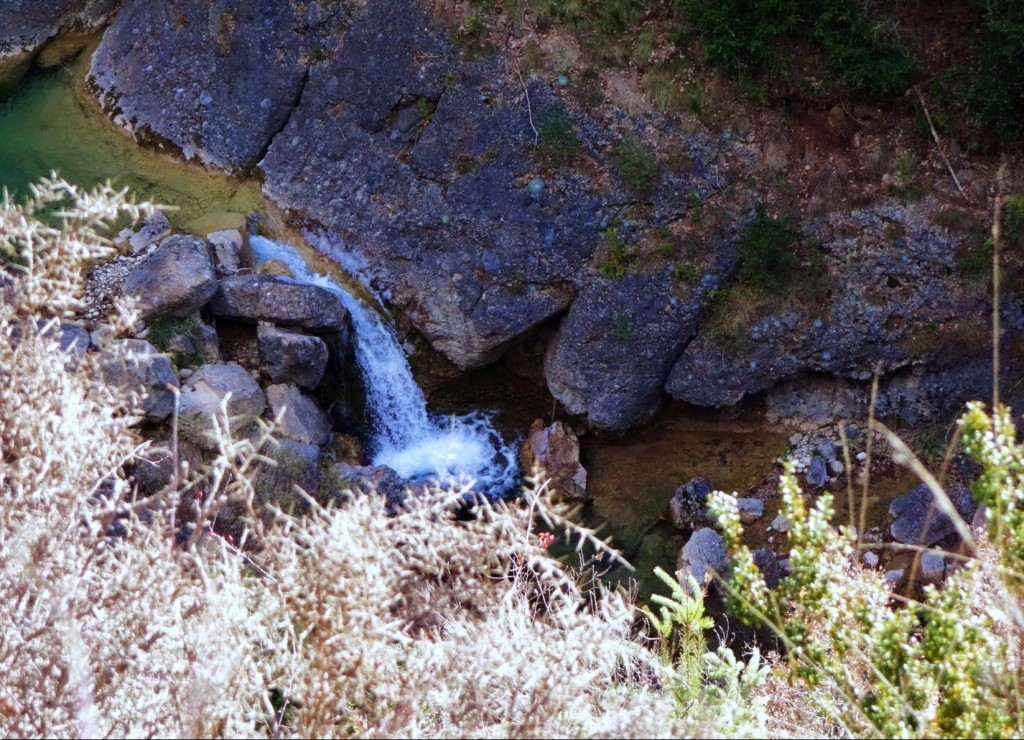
[914,85,967,199]
[515,60,539,147]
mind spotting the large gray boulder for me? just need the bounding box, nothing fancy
[177,362,266,448]
[121,235,218,320]
[545,252,733,434]
[97,338,178,423]
[0,0,116,92]
[210,275,346,334]
[265,383,332,448]
[87,0,350,172]
[259,0,610,369]
[889,482,976,547]
[258,324,328,389]
[326,462,408,513]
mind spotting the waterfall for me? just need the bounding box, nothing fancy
[249,236,518,496]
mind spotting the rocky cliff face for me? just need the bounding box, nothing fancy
[48,0,1020,434]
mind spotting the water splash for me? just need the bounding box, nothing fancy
[249,236,519,496]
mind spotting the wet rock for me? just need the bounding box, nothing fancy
[0,0,116,92]
[88,0,346,171]
[519,419,587,500]
[257,324,329,389]
[884,568,905,589]
[207,229,244,276]
[211,275,346,334]
[252,439,323,511]
[918,551,946,584]
[97,338,178,423]
[326,462,408,513]
[669,477,714,530]
[266,383,332,448]
[114,210,172,254]
[676,527,728,594]
[177,362,266,448]
[121,235,218,320]
[889,482,976,547]
[806,455,828,488]
[736,498,765,523]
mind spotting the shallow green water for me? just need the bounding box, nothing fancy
[0,47,262,230]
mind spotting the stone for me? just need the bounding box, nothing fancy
[207,229,244,276]
[87,0,343,172]
[177,362,266,448]
[114,210,172,254]
[862,551,879,568]
[806,455,828,487]
[817,439,837,461]
[266,383,332,448]
[751,548,782,589]
[889,483,976,547]
[518,419,587,500]
[669,477,714,530]
[326,462,408,513]
[251,439,323,511]
[884,569,905,589]
[97,338,178,423]
[830,459,845,474]
[121,235,218,320]
[545,259,732,433]
[257,324,329,389]
[771,512,792,533]
[918,551,945,584]
[736,498,765,523]
[0,0,116,92]
[210,275,346,334]
[676,527,728,595]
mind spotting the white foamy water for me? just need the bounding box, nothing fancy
[249,235,518,496]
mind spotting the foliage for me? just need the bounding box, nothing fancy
[613,136,660,199]
[1004,194,1024,246]
[609,313,632,340]
[710,402,1024,737]
[969,0,1024,138]
[598,225,630,278]
[674,0,915,94]
[144,314,205,367]
[738,202,797,290]
[537,102,580,165]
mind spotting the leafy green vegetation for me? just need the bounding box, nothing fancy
[738,203,797,290]
[674,0,915,94]
[613,136,660,198]
[969,0,1024,138]
[144,315,206,367]
[598,225,630,278]
[537,102,580,165]
[712,403,1024,737]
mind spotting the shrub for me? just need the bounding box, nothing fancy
[738,202,797,289]
[537,102,580,165]
[969,0,1024,138]
[675,0,915,94]
[614,136,660,198]
[711,403,1024,738]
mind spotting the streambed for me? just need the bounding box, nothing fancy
[1,45,937,597]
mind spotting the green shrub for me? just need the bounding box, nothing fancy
[1004,194,1024,246]
[738,202,796,289]
[675,0,914,94]
[969,0,1024,138]
[614,136,660,198]
[609,313,632,340]
[711,403,1024,738]
[537,103,579,165]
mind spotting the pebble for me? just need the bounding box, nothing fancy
[862,551,879,568]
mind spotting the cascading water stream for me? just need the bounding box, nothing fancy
[249,236,519,496]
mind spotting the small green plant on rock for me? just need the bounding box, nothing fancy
[538,103,580,165]
[738,202,796,290]
[598,225,630,278]
[614,136,660,199]
[609,313,633,340]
